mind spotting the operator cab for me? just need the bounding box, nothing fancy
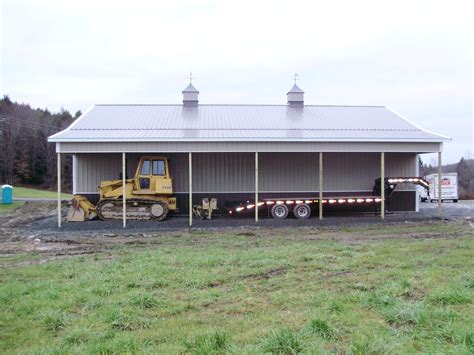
[135,157,173,195]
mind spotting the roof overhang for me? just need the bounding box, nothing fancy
[49,137,448,143]
[55,140,444,154]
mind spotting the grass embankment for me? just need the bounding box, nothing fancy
[8,186,72,199]
[1,223,473,353]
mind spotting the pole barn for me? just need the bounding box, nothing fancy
[49,81,448,228]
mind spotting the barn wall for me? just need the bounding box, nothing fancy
[75,154,121,193]
[259,153,318,192]
[76,152,417,195]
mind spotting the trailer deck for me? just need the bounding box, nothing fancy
[226,177,429,219]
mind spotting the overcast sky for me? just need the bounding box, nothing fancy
[1,0,472,164]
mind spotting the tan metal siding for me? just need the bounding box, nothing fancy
[386,153,417,191]
[75,152,417,194]
[76,154,122,193]
[59,141,442,154]
[385,153,417,176]
[259,153,319,192]
[324,153,379,191]
[168,154,189,192]
[193,153,255,192]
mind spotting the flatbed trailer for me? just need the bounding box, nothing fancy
[226,177,429,219]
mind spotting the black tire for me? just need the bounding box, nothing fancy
[271,204,289,219]
[293,204,311,219]
[453,199,458,203]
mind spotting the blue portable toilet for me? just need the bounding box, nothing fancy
[1,185,13,205]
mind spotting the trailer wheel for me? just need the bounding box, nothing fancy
[293,204,311,219]
[271,204,289,219]
[453,199,458,203]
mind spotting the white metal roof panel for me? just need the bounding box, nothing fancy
[49,104,448,142]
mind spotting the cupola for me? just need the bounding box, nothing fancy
[182,73,199,107]
[287,74,304,106]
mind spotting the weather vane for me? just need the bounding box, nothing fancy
[189,72,194,83]
[293,73,299,84]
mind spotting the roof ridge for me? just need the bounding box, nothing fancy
[94,103,386,108]
[71,128,421,131]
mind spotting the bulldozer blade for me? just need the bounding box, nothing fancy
[67,206,85,222]
[67,194,97,222]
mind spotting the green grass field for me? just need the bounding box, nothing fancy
[1,186,72,200]
[1,223,473,353]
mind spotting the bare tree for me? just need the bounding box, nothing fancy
[0,95,74,190]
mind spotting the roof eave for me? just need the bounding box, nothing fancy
[47,105,96,141]
[48,137,449,143]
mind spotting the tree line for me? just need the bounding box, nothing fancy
[420,156,474,199]
[0,95,76,192]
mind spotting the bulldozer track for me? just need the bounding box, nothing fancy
[96,199,169,221]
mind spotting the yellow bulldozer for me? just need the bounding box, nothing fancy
[67,156,177,222]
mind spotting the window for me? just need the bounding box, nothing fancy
[152,160,166,176]
[140,160,151,175]
[139,178,150,189]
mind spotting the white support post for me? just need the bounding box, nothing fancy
[319,152,323,220]
[57,153,61,228]
[72,154,77,195]
[415,154,420,212]
[122,152,126,228]
[381,152,385,219]
[189,152,193,227]
[255,152,259,222]
[438,151,442,217]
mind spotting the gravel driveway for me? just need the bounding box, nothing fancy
[26,200,473,233]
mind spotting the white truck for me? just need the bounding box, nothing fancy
[421,173,458,203]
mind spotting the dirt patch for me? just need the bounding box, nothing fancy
[1,201,473,266]
[243,267,288,280]
[0,201,60,229]
[42,238,82,245]
[235,232,256,237]
[207,281,222,288]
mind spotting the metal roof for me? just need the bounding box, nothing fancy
[49,104,448,143]
[182,83,199,93]
[287,84,304,94]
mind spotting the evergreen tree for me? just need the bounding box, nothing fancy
[457,157,473,193]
